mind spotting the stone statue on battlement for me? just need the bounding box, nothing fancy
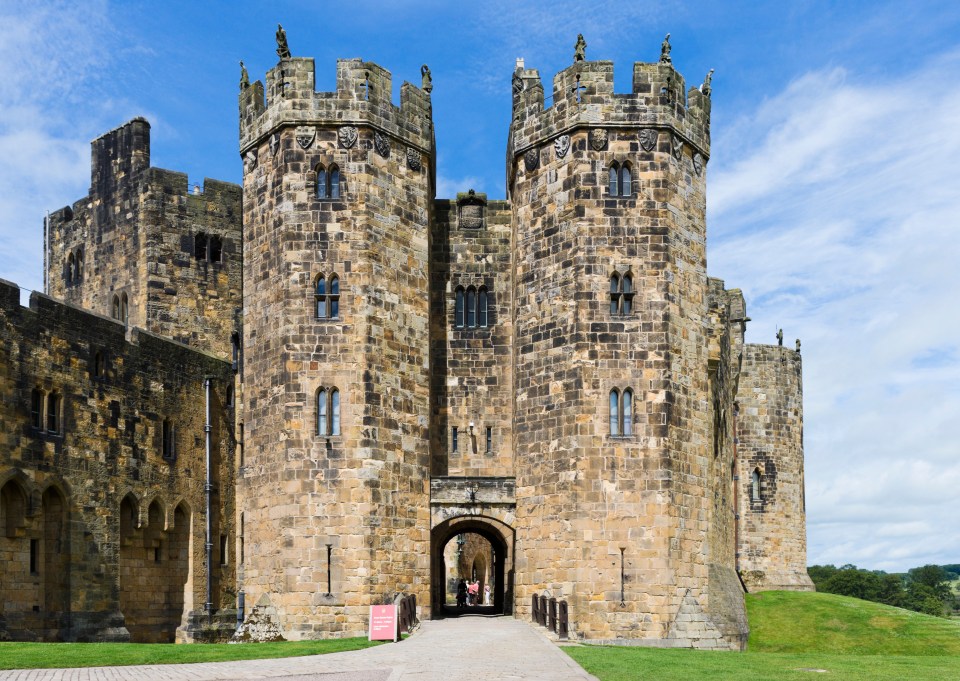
[574,34,586,62]
[421,65,433,94]
[660,33,672,64]
[701,69,714,97]
[240,60,249,90]
[777,328,784,346]
[276,24,291,59]
[796,338,801,353]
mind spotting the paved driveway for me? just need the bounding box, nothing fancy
[0,616,598,681]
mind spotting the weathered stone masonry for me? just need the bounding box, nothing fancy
[0,34,811,647]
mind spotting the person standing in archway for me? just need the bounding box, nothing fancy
[457,579,467,608]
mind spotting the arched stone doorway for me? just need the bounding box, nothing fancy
[430,515,513,617]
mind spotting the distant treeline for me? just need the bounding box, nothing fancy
[807,564,958,617]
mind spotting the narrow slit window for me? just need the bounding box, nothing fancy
[162,419,176,460]
[209,236,223,263]
[478,287,488,328]
[330,275,340,318]
[46,393,61,434]
[329,165,340,199]
[467,287,476,328]
[622,389,633,436]
[331,388,340,436]
[452,426,459,452]
[610,274,621,315]
[486,426,492,453]
[455,287,465,328]
[31,389,43,429]
[317,388,328,436]
[620,164,632,196]
[752,469,761,501]
[609,390,620,437]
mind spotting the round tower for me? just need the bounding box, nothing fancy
[237,44,435,639]
[508,39,746,647]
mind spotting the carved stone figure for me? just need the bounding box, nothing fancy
[421,65,433,94]
[374,131,390,158]
[660,33,672,64]
[796,338,801,353]
[777,328,784,346]
[295,126,315,150]
[574,34,586,62]
[338,126,359,149]
[240,60,249,91]
[693,153,704,176]
[524,148,539,172]
[276,24,291,59]
[701,69,714,97]
[590,128,608,151]
[554,134,571,159]
[639,128,658,152]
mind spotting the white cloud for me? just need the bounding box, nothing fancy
[709,49,960,571]
[0,1,126,295]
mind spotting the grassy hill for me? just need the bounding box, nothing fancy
[567,590,960,681]
[747,589,960,655]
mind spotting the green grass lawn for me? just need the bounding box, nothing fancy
[0,637,381,670]
[566,591,960,681]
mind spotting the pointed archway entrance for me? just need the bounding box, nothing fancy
[430,515,514,617]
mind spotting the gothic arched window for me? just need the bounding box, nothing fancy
[751,468,761,501]
[478,286,488,328]
[316,164,341,200]
[315,274,340,319]
[610,273,634,317]
[608,162,633,197]
[609,387,633,437]
[317,387,341,436]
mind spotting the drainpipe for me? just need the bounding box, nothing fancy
[204,377,213,625]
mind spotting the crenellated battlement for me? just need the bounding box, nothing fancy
[239,57,433,155]
[510,55,711,164]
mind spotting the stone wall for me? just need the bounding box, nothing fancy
[737,344,814,591]
[430,195,514,477]
[45,118,242,360]
[237,56,434,639]
[0,279,235,642]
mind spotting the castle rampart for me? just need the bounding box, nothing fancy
[0,278,235,642]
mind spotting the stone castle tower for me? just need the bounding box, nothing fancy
[229,35,811,648]
[0,31,811,646]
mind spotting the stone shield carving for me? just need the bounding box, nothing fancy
[407,148,422,171]
[295,126,316,150]
[269,133,280,156]
[693,153,704,176]
[639,128,658,152]
[338,126,358,149]
[554,134,571,159]
[590,128,608,151]
[244,149,258,171]
[524,148,539,172]
[374,131,391,158]
[671,134,684,160]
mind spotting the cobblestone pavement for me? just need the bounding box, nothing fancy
[0,617,599,681]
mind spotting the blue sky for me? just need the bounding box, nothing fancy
[1,0,958,572]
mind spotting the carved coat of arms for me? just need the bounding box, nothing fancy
[524,148,539,172]
[693,153,704,176]
[590,128,608,151]
[374,132,390,158]
[554,134,571,159]
[338,126,358,149]
[295,126,316,150]
[269,133,280,156]
[639,128,658,152]
[407,148,422,171]
[671,134,684,160]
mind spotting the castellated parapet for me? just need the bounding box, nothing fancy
[45,119,242,360]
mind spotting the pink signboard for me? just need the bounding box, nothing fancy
[369,604,398,641]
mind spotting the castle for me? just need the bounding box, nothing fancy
[0,32,812,648]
